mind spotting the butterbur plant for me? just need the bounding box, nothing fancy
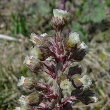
[16,9,98,110]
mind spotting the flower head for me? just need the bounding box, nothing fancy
[60,79,72,90]
[67,32,80,48]
[60,79,74,97]
[19,92,40,106]
[53,9,70,20]
[14,106,28,110]
[30,33,41,45]
[19,95,28,106]
[90,96,98,103]
[40,33,48,37]
[52,9,71,31]
[17,76,34,90]
[30,46,43,60]
[79,75,92,90]
[17,76,25,87]
[15,107,20,110]
[77,42,89,53]
[24,56,41,72]
[30,33,48,46]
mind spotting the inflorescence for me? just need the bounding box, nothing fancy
[15,9,98,110]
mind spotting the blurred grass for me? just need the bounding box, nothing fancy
[0,40,26,109]
[0,0,110,110]
[11,13,28,36]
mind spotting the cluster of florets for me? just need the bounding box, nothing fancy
[15,9,98,110]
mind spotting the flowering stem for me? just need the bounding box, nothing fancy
[16,9,97,110]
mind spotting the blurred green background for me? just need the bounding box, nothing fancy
[0,0,110,110]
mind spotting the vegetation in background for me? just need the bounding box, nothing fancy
[79,0,106,23]
[71,22,88,43]
[11,13,28,36]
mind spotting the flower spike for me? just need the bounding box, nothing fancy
[16,9,98,110]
